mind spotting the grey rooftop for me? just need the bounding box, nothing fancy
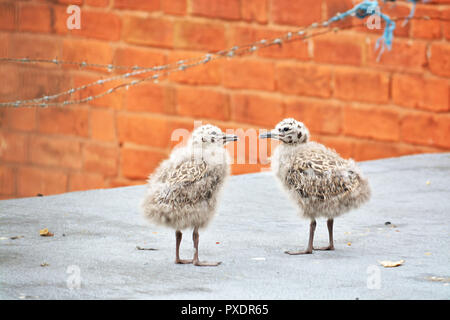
[0,153,449,300]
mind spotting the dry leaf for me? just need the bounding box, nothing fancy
[136,246,157,251]
[425,276,450,283]
[378,260,405,268]
[39,228,54,237]
[10,235,24,240]
[40,262,49,267]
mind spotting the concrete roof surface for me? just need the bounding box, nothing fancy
[0,153,449,300]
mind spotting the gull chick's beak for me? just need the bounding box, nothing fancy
[260,130,279,140]
[223,134,239,143]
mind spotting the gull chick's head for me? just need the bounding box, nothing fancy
[260,118,310,144]
[190,124,238,147]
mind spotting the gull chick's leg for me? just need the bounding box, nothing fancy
[314,219,335,251]
[285,220,316,255]
[192,227,221,267]
[175,230,193,264]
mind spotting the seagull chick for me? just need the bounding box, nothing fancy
[141,125,238,266]
[260,118,371,254]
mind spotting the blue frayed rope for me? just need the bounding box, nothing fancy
[328,0,427,60]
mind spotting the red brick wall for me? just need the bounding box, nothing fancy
[0,0,449,199]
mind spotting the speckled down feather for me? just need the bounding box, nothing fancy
[271,141,371,219]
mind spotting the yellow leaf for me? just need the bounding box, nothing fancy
[39,228,54,237]
[378,260,405,268]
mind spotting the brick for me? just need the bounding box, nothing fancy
[174,21,226,51]
[73,74,124,109]
[231,163,263,175]
[352,140,413,161]
[392,74,448,112]
[17,166,68,198]
[109,178,145,188]
[0,165,15,195]
[0,65,19,101]
[176,86,229,121]
[124,83,167,113]
[285,98,342,135]
[117,114,193,149]
[192,0,240,20]
[114,0,160,11]
[38,106,89,137]
[400,113,437,146]
[123,16,173,48]
[443,9,450,40]
[83,143,118,177]
[56,0,83,4]
[0,33,9,57]
[367,38,427,72]
[343,105,400,142]
[10,34,60,63]
[122,115,179,149]
[429,43,450,77]
[69,172,105,192]
[86,0,110,7]
[0,3,15,31]
[228,25,309,60]
[161,0,187,15]
[0,131,28,164]
[121,147,166,179]
[223,59,275,91]
[241,0,268,24]
[334,68,389,104]
[271,0,322,27]
[114,47,166,71]
[167,50,222,85]
[67,11,121,41]
[231,93,284,127]
[7,108,37,132]
[323,0,355,28]
[411,5,442,39]
[434,115,450,149]
[0,109,6,129]
[91,109,116,142]
[18,4,51,33]
[52,5,71,35]
[313,33,364,66]
[276,63,332,98]
[29,135,83,169]
[62,39,113,72]
[317,136,354,160]
[17,69,71,104]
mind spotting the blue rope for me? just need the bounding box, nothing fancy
[327,0,427,59]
